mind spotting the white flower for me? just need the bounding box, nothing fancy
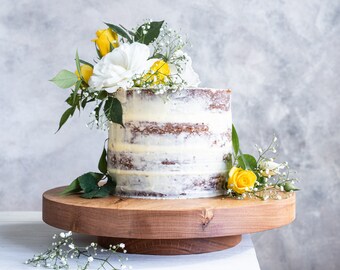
[89,42,154,92]
[169,50,200,87]
[88,256,94,262]
[258,160,283,177]
[119,243,125,249]
[68,243,75,249]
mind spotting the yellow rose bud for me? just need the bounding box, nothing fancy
[92,28,119,57]
[75,65,93,84]
[227,166,257,194]
[143,60,170,85]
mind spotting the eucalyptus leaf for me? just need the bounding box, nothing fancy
[237,154,257,170]
[105,23,133,43]
[104,97,124,127]
[50,70,78,89]
[135,21,164,45]
[60,178,81,195]
[56,106,76,132]
[232,124,239,156]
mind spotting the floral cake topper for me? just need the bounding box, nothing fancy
[50,20,299,199]
[50,20,200,131]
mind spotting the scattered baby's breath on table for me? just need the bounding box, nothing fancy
[25,231,130,270]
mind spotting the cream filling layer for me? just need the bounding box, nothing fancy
[108,168,226,176]
[108,142,230,154]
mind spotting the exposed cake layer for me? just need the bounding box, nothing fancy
[108,88,232,199]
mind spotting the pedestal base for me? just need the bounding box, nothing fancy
[97,235,242,255]
[43,187,295,255]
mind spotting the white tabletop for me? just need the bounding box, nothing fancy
[0,212,260,270]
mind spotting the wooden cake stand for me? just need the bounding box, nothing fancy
[43,187,295,255]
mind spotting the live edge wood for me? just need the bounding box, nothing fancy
[43,187,295,255]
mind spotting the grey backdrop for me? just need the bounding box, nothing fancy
[1,0,339,269]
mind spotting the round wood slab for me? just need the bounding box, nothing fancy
[43,187,295,255]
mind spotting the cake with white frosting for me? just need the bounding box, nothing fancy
[108,88,232,198]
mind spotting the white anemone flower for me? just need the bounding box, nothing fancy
[258,160,283,177]
[89,42,154,92]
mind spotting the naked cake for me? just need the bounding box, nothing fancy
[107,88,232,198]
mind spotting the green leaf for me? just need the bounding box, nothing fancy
[98,144,107,174]
[95,43,102,59]
[119,24,136,36]
[78,172,104,193]
[135,21,164,45]
[109,42,115,53]
[73,81,81,104]
[50,70,78,89]
[284,182,300,192]
[225,153,233,173]
[104,97,124,127]
[94,100,104,125]
[79,59,93,68]
[97,90,108,100]
[81,97,87,108]
[105,23,133,43]
[75,50,81,78]
[81,176,116,199]
[152,53,167,61]
[237,154,257,170]
[232,124,239,156]
[56,106,76,132]
[60,178,81,195]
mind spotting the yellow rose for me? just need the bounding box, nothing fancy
[75,65,93,84]
[227,166,257,194]
[92,28,119,57]
[143,60,170,85]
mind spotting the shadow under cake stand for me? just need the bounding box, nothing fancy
[43,187,295,255]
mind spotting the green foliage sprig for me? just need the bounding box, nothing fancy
[225,125,300,200]
[60,142,116,198]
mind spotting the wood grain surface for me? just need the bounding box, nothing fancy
[43,187,295,239]
[97,235,242,255]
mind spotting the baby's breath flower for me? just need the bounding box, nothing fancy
[26,231,130,269]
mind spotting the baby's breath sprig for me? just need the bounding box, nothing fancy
[25,231,130,270]
[224,125,300,200]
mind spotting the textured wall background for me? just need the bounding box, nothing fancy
[0,0,339,269]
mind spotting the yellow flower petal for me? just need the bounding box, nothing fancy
[75,65,93,84]
[142,60,170,86]
[92,28,119,57]
[227,166,257,194]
